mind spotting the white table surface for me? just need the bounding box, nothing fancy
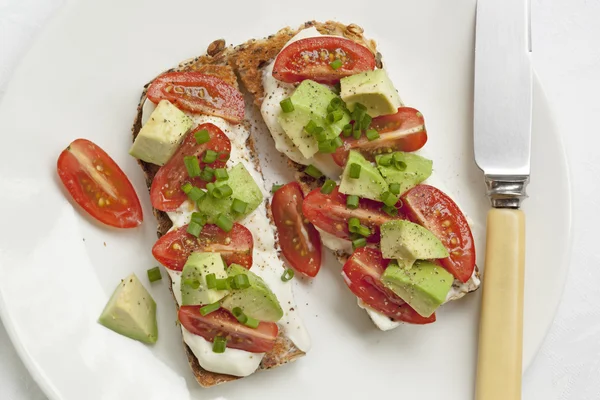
[1,0,599,399]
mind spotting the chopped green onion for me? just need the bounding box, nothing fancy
[212,336,227,353]
[348,217,361,233]
[381,191,399,207]
[231,198,248,214]
[183,278,200,290]
[206,182,216,196]
[186,187,206,203]
[280,98,294,113]
[181,182,193,194]
[200,167,215,182]
[281,268,295,282]
[392,152,408,171]
[199,302,220,316]
[346,195,359,209]
[327,109,345,124]
[366,129,380,141]
[377,154,393,167]
[349,163,361,179]
[321,179,336,194]
[206,273,217,289]
[244,316,260,329]
[332,136,343,149]
[389,183,401,195]
[216,213,233,232]
[147,267,162,283]
[330,97,344,110]
[351,104,366,123]
[191,212,207,226]
[187,221,203,237]
[342,124,353,137]
[357,225,371,237]
[352,237,367,250]
[304,165,323,179]
[233,274,250,289]
[184,156,201,177]
[304,120,317,134]
[272,184,283,193]
[330,59,343,70]
[215,278,229,290]
[318,139,336,154]
[352,124,362,139]
[313,127,327,142]
[232,307,248,324]
[194,129,210,144]
[360,114,373,130]
[202,150,218,164]
[214,168,229,181]
[382,204,399,217]
[213,184,233,199]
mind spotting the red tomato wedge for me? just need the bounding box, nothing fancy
[332,107,428,166]
[401,185,476,283]
[272,37,376,84]
[342,248,435,324]
[302,185,402,242]
[147,72,245,123]
[57,139,143,228]
[272,182,322,277]
[179,306,278,353]
[152,224,253,271]
[150,123,231,212]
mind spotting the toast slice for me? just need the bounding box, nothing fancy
[131,42,304,388]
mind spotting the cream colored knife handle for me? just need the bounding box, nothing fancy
[475,208,526,400]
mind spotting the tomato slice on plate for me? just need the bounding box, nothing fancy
[401,185,476,283]
[146,72,245,123]
[57,139,143,228]
[150,123,231,212]
[302,185,402,242]
[332,107,428,166]
[272,37,376,84]
[179,306,278,353]
[272,182,322,277]
[342,247,435,324]
[152,223,253,271]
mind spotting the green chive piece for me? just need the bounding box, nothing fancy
[280,98,295,113]
[206,182,216,196]
[215,278,229,290]
[366,129,380,141]
[244,316,260,329]
[321,179,336,194]
[186,187,206,203]
[360,114,373,130]
[348,217,361,233]
[304,120,317,134]
[332,136,343,149]
[382,204,399,217]
[330,97,344,110]
[212,336,227,353]
[232,307,248,324]
[352,103,366,123]
[199,302,220,316]
[181,182,193,194]
[147,267,162,283]
[272,184,283,193]
[352,124,362,139]
[200,167,215,182]
[313,127,327,142]
[233,274,250,289]
[228,275,238,290]
[194,129,210,144]
[206,273,217,289]
[346,195,359,209]
[213,184,233,199]
[389,183,401,195]
[187,221,203,237]
[202,150,218,164]
[318,139,336,154]
[191,212,206,226]
[216,213,233,232]
[342,124,353,137]
[330,59,343,70]
[184,156,201,177]
[183,278,201,290]
[349,163,361,179]
[281,268,295,282]
[357,225,371,237]
[381,191,399,207]
[377,154,393,166]
[392,152,408,171]
[327,109,344,124]
[231,198,248,214]
[214,168,228,181]
[304,165,323,179]
[352,237,367,250]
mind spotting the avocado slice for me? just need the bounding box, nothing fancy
[380,220,449,260]
[278,80,351,158]
[220,264,283,322]
[376,152,433,196]
[181,252,229,305]
[381,260,454,317]
[339,150,389,201]
[340,69,403,117]
[98,273,158,344]
[129,99,194,166]
[197,163,264,223]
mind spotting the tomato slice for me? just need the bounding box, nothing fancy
[146,72,245,123]
[272,37,376,84]
[152,223,253,271]
[150,123,231,212]
[57,139,143,228]
[179,306,278,353]
[342,248,435,324]
[272,182,322,277]
[302,185,402,243]
[401,185,475,283]
[332,107,428,166]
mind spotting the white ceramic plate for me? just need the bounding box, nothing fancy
[0,0,571,399]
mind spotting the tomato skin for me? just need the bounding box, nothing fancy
[302,185,402,243]
[272,182,322,277]
[152,223,253,271]
[150,123,231,212]
[57,139,143,228]
[342,248,435,324]
[272,37,376,84]
[401,185,476,283]
[332,107,428,166]
[146,72,245,123]
[179,306,278,353]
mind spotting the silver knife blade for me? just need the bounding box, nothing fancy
[474,0,532,179]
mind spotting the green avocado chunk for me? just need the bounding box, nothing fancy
[340,69,403,117]
[278,80,351,158]
[380,220,449,260]
[180,252,229,306]
[98,273,158,344]
[376,152,433,196]
[339,150,389,201]
[197,163,264,223]
[381,260,454,318]
[220,264,283,322]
